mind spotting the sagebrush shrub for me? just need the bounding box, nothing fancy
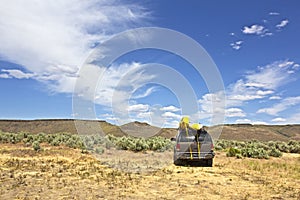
[268,148,282,157]
[32,141,41,151]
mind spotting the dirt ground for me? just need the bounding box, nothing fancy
[0,143,299,200]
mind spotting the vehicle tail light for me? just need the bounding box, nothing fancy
[176,144,180,150]
[211,143,214,150]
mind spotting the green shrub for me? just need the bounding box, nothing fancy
[277,143,290,153]
[289,144,300,153]
[32,141,41,151]
[268,148,282,157]
[50,137,61,146]
[214,145,223,151]
[1,131,299,156]
[241,147,269,159]
[95,146,104,154]
[226,147,241,157]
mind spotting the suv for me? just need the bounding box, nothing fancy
[173,127,215,167]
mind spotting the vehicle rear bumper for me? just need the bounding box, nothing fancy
[175,151,215,160]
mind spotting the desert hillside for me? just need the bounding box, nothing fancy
[0,120,299,141]
[0,119,125,137]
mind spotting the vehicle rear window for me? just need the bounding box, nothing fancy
[177,128,196,142]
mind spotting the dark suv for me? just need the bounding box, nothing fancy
[173,127,215,167]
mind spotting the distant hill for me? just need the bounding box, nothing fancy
[0,119,125,137]
[0,120,299,141]
[120,121,161,138]
[212,124,300,141]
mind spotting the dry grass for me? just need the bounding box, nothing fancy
[0,143,299,200]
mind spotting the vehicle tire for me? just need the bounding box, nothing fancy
[206,159,213,167]
[174,159,182,166]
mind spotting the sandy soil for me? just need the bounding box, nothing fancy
[0,143,299,200]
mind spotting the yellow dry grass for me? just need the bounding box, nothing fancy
[0,143,299,200]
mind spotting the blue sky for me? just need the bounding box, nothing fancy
[0,0,300,127]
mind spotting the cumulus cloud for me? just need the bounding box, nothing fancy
[160,105,181,112]
[242,24,269,36]
[161,111,181,120]
[0,0,148,92]
[92,62,156,107]
[271,117,286,123]
[198,60,299,124]
[196,91,226,125]
[127,104,149,112]
[242,24,264,34]
[121,104,182,128]
[227,80,272,103]
[293,64,300,69]
[278,61,294,68]
[225,108,246,118]
[276,19,289,29]
[230,40,243,50]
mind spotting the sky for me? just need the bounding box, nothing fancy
[0,0,300,127]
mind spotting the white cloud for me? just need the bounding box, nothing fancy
[269,96,281,100]
[257,96,300,115]
[160,105,181,112]
[1,69,35,79]
[0,73,11,79]
[235,118,267,125]
[162,111,181,120]
[242,24,266,35]
[197,60,299,124]
[132,86,158,99]
[226,61,293,107]
[0,0,148,92]
[244,61,296,90]
[271,117,286,123]
[244,82,267,88]
[127,104,149,112]
[198,92,226,115]
[99,113,118,122]
[197,91,226,125]
[284,112,300,124]
[227,79,273,103]
[278,61,294,68]
[242,24,273,37]
[256,90,274,96]
[230,40,243,50]
[235,118,252,124]
[93,62,156,107]
[293,64,300,69]
[276,19,289,29]
[163,120,180,128]
[226,108,246,118]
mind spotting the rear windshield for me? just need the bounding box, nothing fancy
[177,128,213,143]
[177,128,196,142]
